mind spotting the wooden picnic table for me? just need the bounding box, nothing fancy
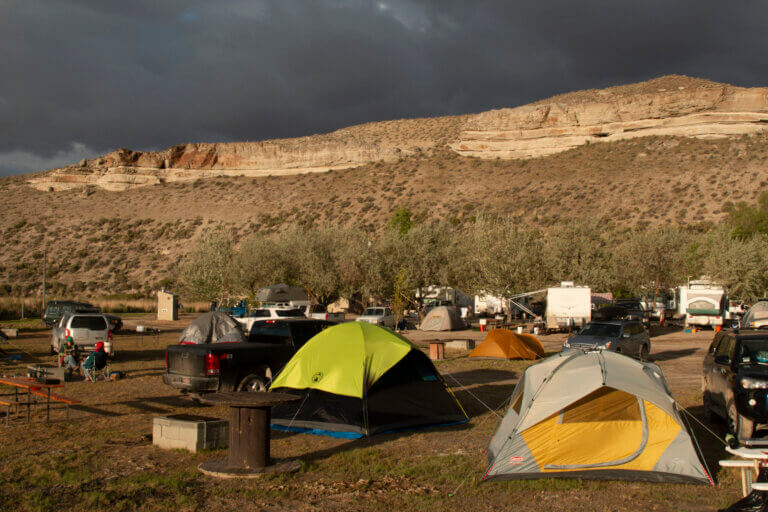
[0,376,65,425]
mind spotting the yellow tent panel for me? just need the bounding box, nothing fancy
[520,388,680,472]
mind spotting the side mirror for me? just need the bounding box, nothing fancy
[714,355,730,365]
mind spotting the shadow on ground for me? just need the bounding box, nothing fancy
[651,348,700,361]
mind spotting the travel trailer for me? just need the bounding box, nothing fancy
[544,282,591,331]
[676,279,729,328]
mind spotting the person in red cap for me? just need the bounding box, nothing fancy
[83,341,108,381]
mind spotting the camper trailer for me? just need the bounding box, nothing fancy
[545,282,591,331]
[676,279,729,328]
[474,292,505,317]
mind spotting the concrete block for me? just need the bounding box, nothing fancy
[153,414,228,453]
[445,339,475,351]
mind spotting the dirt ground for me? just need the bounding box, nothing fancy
[0,316,746,511]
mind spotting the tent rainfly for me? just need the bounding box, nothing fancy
[178,312,246,344]
[483,350,712,485]
[269,322,469,438]
[419,306,464,331]
[469,329,544,360]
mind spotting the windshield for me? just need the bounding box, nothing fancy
[276,309,305,317]
[578,323,621,338]
[363,308,384,316]
[738,338,768,364]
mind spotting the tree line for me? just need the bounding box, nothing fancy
[180,204,768,307]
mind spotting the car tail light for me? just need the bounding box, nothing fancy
[107,330,113,342]
[267,320,276,324]
[325,313,329,320]
[179,341,194,345]
[65,328,71,338]
[205,353,220,376]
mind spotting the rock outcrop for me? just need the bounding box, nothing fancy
[28,76,768,191]
[450,76,768,159]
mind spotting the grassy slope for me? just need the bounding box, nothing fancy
[2,132,767,297]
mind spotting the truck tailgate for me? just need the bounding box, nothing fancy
[167,346,206,376]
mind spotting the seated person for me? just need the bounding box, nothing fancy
[83,341,108,381]
[59,336,80,379]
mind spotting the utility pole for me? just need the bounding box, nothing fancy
[41,236,47,318]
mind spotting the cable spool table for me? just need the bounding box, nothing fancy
[198,391,301,478]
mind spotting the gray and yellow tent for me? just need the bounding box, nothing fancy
[270,322,468,438]
[484,350,712,485]
[420,306,464,331]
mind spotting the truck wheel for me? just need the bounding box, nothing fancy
[238,367,272,393]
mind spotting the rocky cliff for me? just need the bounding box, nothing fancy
[28,75,768,191]
[450,76,768,159]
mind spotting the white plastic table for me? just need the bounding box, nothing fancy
[723,447,768,496]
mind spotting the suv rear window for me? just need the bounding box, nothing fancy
[71,316,107,330]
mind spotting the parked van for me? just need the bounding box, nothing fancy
[51,313,113,355]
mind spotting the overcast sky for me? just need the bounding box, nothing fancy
[1,1,765,176]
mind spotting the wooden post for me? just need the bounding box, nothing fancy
[429,341,445,361]
[228,406,270,469]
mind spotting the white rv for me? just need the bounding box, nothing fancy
[676,279,729,328]
[545,282,591,331]
[474,292,505,317]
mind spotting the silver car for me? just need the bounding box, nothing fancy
[562,320,650,361]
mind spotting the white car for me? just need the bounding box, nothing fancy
[235,307,307,334]
[356,307,396,329]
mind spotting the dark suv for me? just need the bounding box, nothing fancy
[562,320,651,360]
[702,328,768,440]
[44,301,99,328]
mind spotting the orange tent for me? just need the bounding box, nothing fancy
[469,329,544,360]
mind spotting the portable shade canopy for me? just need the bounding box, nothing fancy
[484,350,712,485]
[255,284,308,304]
[469,329,544,360]
[178,311,246,344]
[419,306,464,331]
[269,322,469,438]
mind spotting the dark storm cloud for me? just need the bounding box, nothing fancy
[1,0,766,175]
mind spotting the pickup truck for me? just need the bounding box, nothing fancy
[235,307,307,334]
[357,307,396,329]
[163,318,332,396]
[306,304,345,323]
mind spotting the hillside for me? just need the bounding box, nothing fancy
[3,75,768,297]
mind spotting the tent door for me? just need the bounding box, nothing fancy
[545,398,648,470]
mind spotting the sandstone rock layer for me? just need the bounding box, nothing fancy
[28,76,768,191]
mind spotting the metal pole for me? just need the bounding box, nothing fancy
[42,237,47,317]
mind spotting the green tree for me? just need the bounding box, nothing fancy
[387,207,414,235]
[179,228,235,301]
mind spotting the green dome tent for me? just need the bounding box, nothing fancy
[269,322,469,438]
